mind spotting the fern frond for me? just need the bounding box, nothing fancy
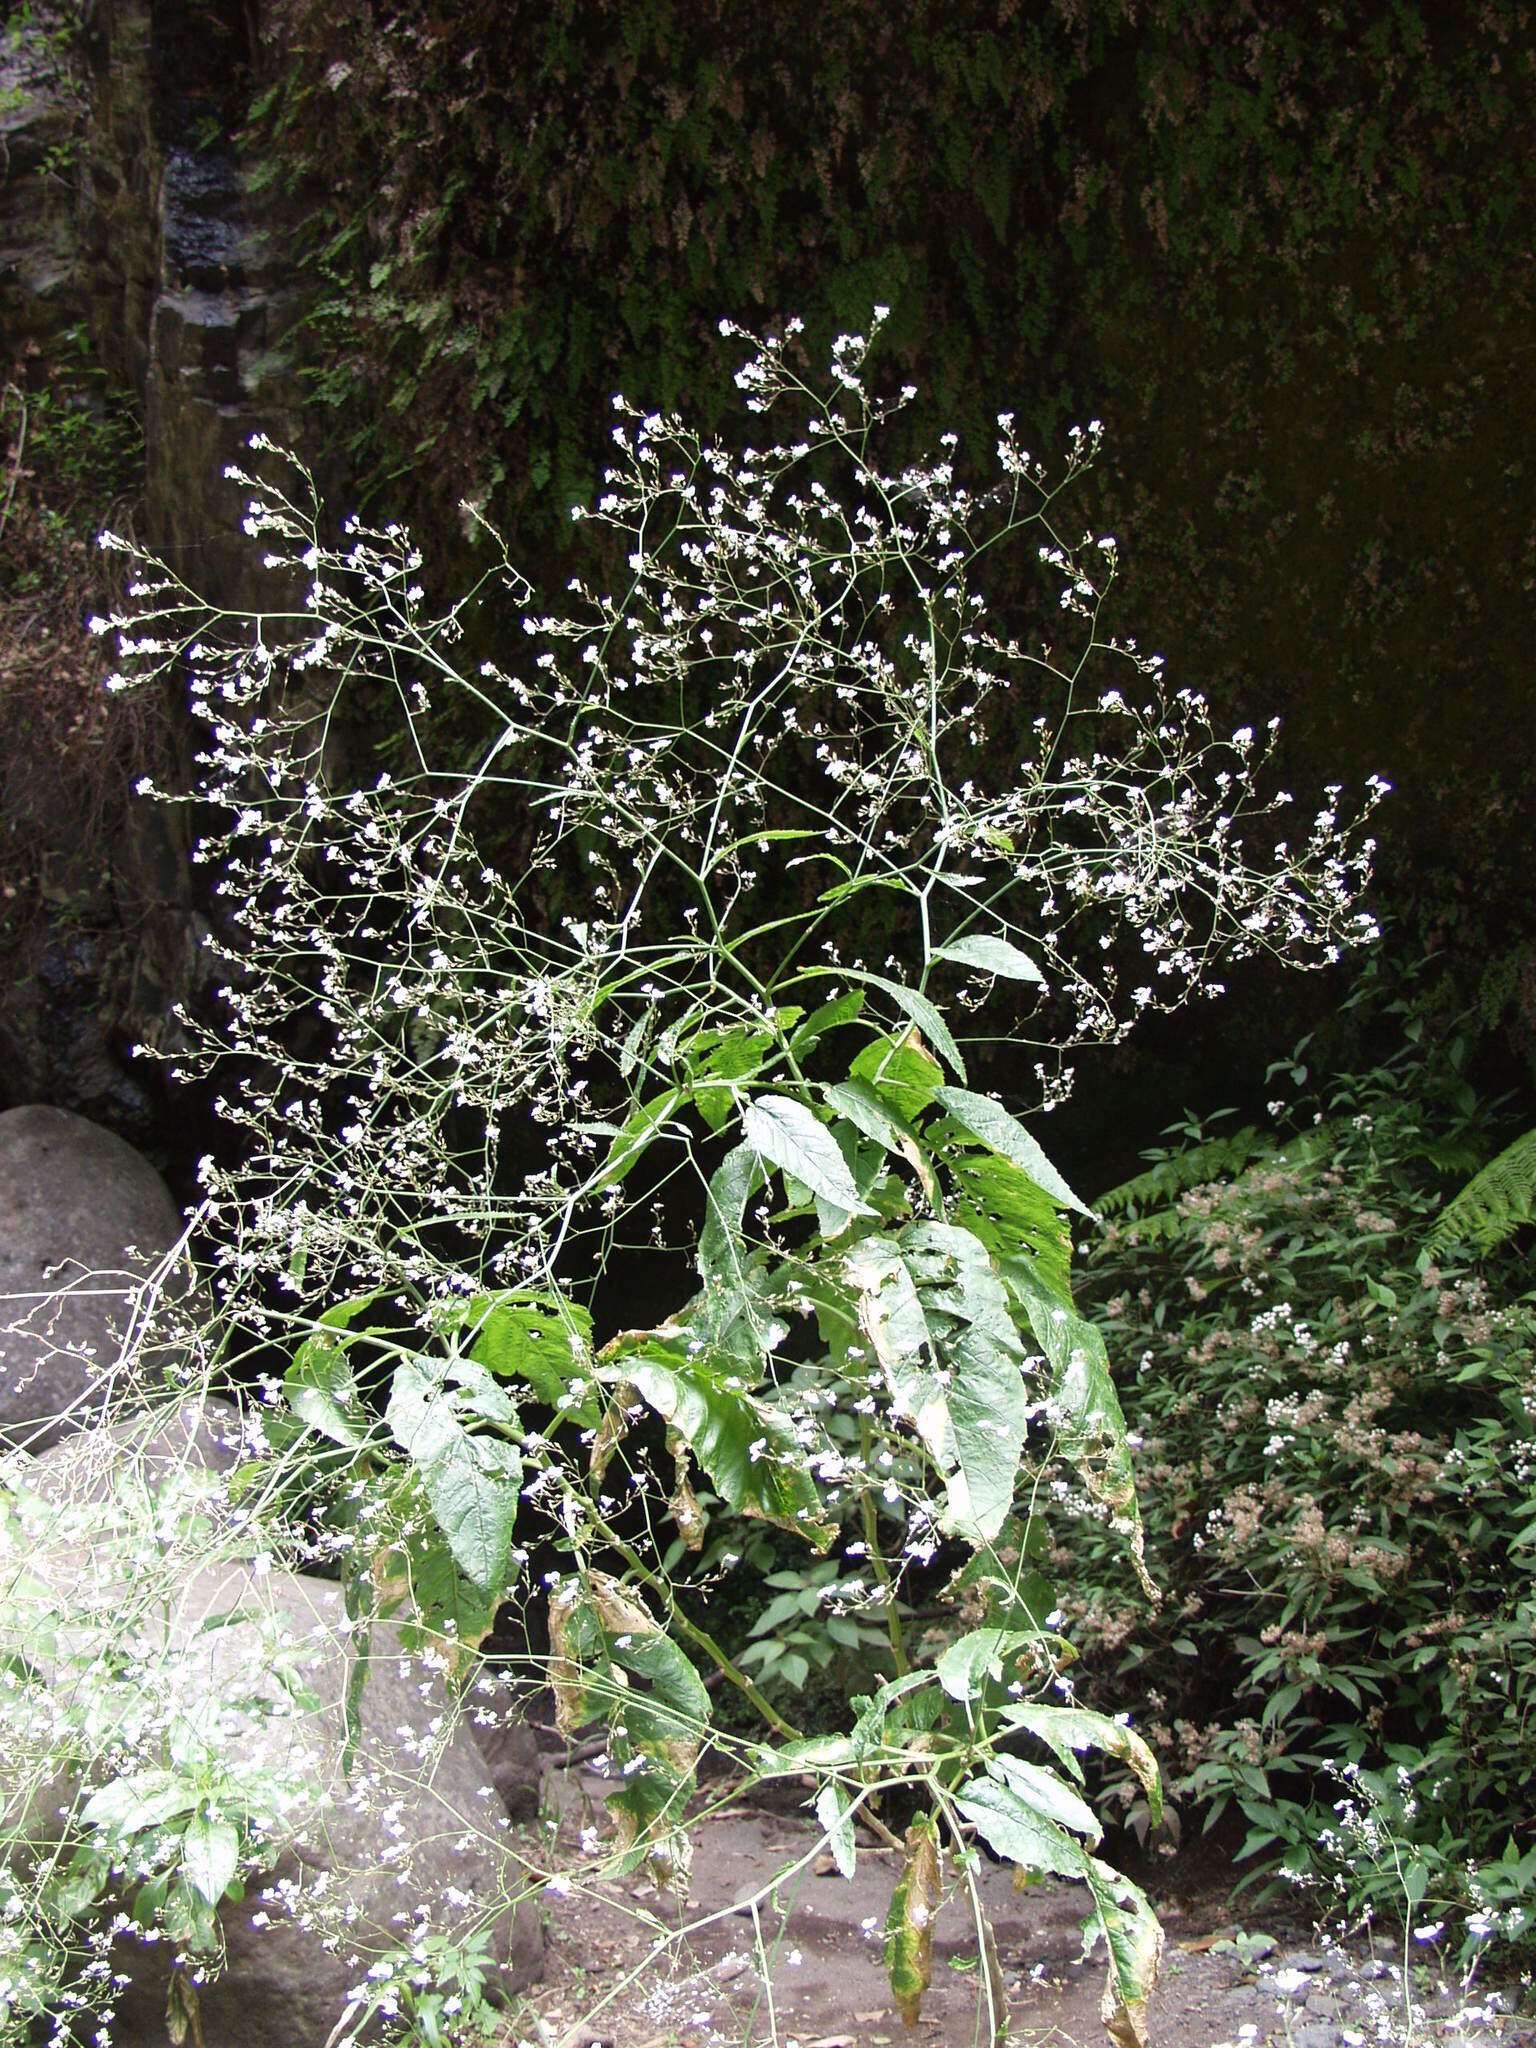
[1096,1127,1264,1218]
[1427,1127,1536,1255]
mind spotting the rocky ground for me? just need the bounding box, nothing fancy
[511,1768,1535,2048]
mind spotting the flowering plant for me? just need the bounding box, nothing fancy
[86,312,1385,2042]
[1071,979,1536,1969]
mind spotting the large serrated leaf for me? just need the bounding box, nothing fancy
[180,1814,240,1905]
[956,1772,1090,1880]
[945,1138,1074,1302]
[957,1778,1163,2046]
[932,932,1047,985]
[933,1087,1091,1216]
[439,1290,595,1415]
[744,1094,874,1218]
[999,1264,1152,1596]
[1000,1704,1163,1827]
[849,1030,945,1122]
[600,1338,831,1544]
[845,1226,1028,1543]
[988,1754,1102,1844]
[935,1626,1035,1704]
[824,1078,936,1201]
[386,1359,522,1591]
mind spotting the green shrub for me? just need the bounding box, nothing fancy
[79,317,1382,2042]
[1072,981,1536,1961]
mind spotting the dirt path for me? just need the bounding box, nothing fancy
[512,1773,1533,2048]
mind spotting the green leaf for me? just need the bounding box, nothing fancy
[844,1224,1028,1543]
[386,1360,522,1591]
[824,1078,922,1157]
[601,1337,831,1543]
[698,1140,768,1289]
[789,989,866,1055]
[685,1025,775,1132]
[932,933,1046,985]
[849,1031,945,1122]
[999,1704,1163,1826]
[1000,1263,1151,1595]
[592,1088,683,1191]
[440,1291,596,1416]
[987,1754,1102,1844]
[816,1781,857,1879]
[180,1814,241,1905]
[944,1137,1073,1302]
[935,1626,1034,1704]
[957,1772,1087,1881]
[82,1770,199,1835]
[800,968,966,1080]
[817,873,914,909]
[743,1095,874,1220]
[284,1339,369,1448]
[932,1087,1091,1216]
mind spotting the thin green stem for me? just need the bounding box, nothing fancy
[608,1535,803,1742]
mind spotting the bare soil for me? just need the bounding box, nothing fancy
[511,1770,1535,2048]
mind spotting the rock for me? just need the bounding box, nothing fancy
[1292,2026,1343,2048]
[24,1392,246,1499]
[0,1106,185,1449]
[100,1567,546,2044]
[467,1704,544,1824]
[6,1414,543,2042]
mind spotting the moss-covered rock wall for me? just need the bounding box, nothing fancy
[249,1,1534,1007]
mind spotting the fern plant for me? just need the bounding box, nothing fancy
[1427,1125,1536,1254]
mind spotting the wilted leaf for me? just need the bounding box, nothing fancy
[600,1337,831,1544]
[884,1816,942,2026]
[1083,1858,1164,2048]
[547,1573,710,1882]
[667,1435,707,1551]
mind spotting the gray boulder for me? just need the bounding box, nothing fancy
[0,1106,185,1449]
[5,1405,544,2042]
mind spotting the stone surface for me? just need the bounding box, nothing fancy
[101,1567,546,2045]
[0,1106,185,1448]
[468,1706,544,1825]
[8,1412,543,2042]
